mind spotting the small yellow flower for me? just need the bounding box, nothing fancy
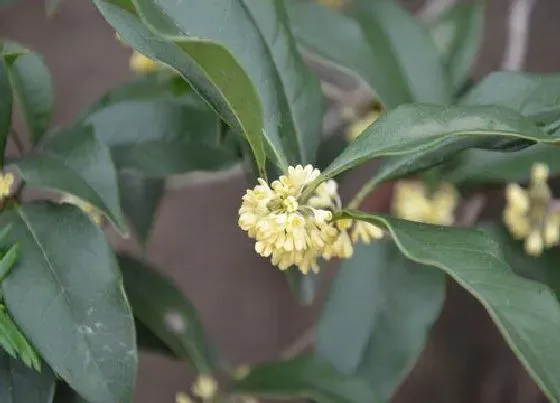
[525,230,544,256]
[129,51,159,74]
[232,364,251,380]
[392,181,459,225]
[351,221,384,244]
[175,392,193,403]
[345,109,381,142]
[60,194,103,225]
[0,173,15,200]
[191,374,218,400]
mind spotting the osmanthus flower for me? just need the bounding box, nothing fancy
[0,173,15,201]
[129,50,159,74]
[238,165,383,274]
[392,181,459,225]
[503,163,560,256]
[191,374,218,401]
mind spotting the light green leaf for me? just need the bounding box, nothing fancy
[0,203,137,403]
[118,254,214,373]
[286,0,449,108]
[444,144,560,184]
[341,211,560,403]
[10,126,127,233]
[133,0,323,166]
[430,3,484,92]
[2,42,53,145]
[118,171,164,246]
[0,351,55,403]
[0,58,12,166]
[84,99,239,175]
[230,355,379,402]
[317,241,444,400]
[322,104,553,182]
[0,304,41,371]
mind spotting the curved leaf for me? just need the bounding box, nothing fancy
[341,211,560,403]
[0,203,136,403]
[286,0,449,108]
[10,126,127,233]
[317,241,444,399]
[0,58,12,166]
[118,171,163,246]
[230,355,380,403]
[2,42,53,145]
[0,351,55,403]
[322,104,554,181]
[431,3,484,92]
[84,99,239,175]
[118,254,214,373]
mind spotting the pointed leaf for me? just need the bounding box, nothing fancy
[118,171,164,245]
[0,58,12,166]
[322,105,553,182]
[84,99,239,175]
[2,42,53,145]
[10,126,127,233]
[0,351,55,403]
[286,0,449,108]
[0,305,41,371]
[230,355,380,402]
[0,203,137,403]
[118,254,214,373]
[341,211,560,403]
[317,241,444,399]
[431,3,484,92]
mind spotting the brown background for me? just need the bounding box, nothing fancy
[1,0,560,402]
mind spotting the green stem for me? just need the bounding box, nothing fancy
[347,177,382,210]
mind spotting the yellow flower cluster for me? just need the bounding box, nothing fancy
[129,50,159,74]
[503,163,560,256]
[0,173,15,201]
[60,194,103,225]
[392,181,459,225]
[239,165,383,274]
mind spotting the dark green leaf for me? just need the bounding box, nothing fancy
[445,144,560,184]
[317,241,444,399]
[0,59,12,166]
[135,319,174,357]
[431,3,484,92]
[230,355,379,402]
[118,171,164,246]
[118,254,214,373]
[11,126,127,233]
[341,211,560,403]
[286,0,449,108]
[2,42,53,145]
[84,99,239,175]
[53,382,89,403]
[0,350,55,403]
[322,105,553,182]
[0,203,136,403]
[285,270,319,306]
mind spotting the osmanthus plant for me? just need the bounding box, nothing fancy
[1,0,560,402]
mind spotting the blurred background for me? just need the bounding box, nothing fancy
[1,0,560,402]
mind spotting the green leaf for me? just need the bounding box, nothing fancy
[135,319,174,357]
[0,351,56,403]
[2,42,53,145]
[230,355,379,402]
[322,104,553,182]
[286,0,449,108]
[0,305,41,371]
[341,211,560,403]
[285,270,319,306]
[445,144,560,184]
[430,3,484,92]
[53,382,89,403]
[0,203,137,403]
[84,99,239,175]
[0,58,12,166]
[10,126,127,233]
[317,241,444,400]
[118,254,214,373]
[118,171,164,246]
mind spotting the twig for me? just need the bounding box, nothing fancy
[280,327,315,359]
[457,193,486,227]
[502,0,538,70]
